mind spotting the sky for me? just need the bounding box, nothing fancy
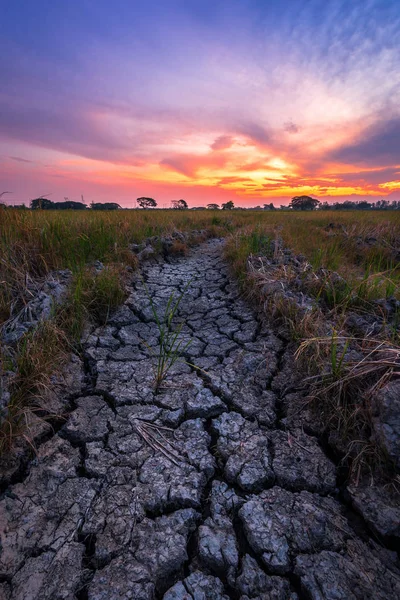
[1,0,400,207]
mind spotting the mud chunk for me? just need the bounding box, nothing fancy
[185,387,226,419]
[347,483,400,541]
[239,487,352,573]
[61,395,115,444]
[179,334,206,358]
[209,480,245,520]
[233,321,258,344]
[88,325,120,350]
[109,345,147,361]
[217,315,241,337]
[108,304,139,327]
[85,440,139,481]
[198,484,240,585]
[294,539,400,600]
[237,555,297,599]
[136,418,215,514]
[88,558,154,600]
[89,509,200,599]
[212,412,274,492]
[95,359,155,405]
[371,380,400,471]
[198,520,239,586]
[82,484,146,564]
[10,543,84,600]
[175,418,216,476]
[133,509,200,588]
[230,388,276,427]
[0,438,97,578]
[163,571,230,600]
[139,455,208,513]
[271,430,336,493]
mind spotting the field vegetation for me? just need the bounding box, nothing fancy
[1,206,400,479]
[224,211,400,482]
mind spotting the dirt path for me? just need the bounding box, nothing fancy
[1,239,399,599]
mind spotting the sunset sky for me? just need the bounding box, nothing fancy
[1,0,399,207]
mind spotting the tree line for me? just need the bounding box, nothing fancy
[1,194,400,211]
[26,197,236,210]
[29,198,122,210]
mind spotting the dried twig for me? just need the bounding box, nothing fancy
[132,419,186,467]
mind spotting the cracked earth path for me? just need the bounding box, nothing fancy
[1,239,400,600]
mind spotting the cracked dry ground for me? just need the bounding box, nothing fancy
[1,239,400,600]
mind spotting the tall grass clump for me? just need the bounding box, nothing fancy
[145,284,192,392]
[60,265,128,343]
[0,265,127,453]
[224,227,273,286]
[0,321,68,452]
[296,335,400,481]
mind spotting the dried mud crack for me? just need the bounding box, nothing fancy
[1,239,399,600]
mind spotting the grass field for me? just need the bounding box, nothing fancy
[2,208,400,323]
[1,207,400,469]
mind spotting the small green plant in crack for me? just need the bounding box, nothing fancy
[329,330,350,380]
[145,282,193,392]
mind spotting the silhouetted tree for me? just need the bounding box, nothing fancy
[289,196,320,210]
[263,203,276,210]
[91,202,121,210]
[171,199,188,209]
[54,200,86,209]
[207,203,219,209]
[222,200,235,210]
[316,199,400,210]
[30,197,54,209]
[357,201,373,210]
[137,197,157,209]
[30,198,86,209]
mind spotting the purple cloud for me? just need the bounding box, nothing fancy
[9,156,34,163]
[283,121,299,134]
[211,135,234,150]
[238,122,270,145]
[330,117,400,167]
